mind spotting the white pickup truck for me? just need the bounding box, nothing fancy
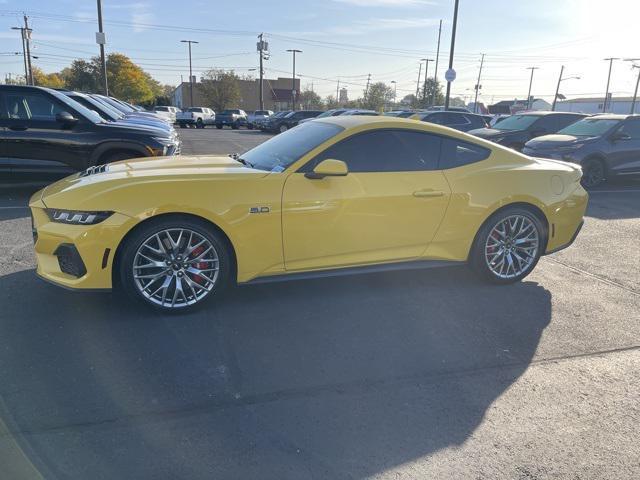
[176,107,216,128]
[154,106,181,123]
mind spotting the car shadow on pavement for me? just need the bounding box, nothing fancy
[0,266,551,479]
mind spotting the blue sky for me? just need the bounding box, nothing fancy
[1,0,639,104]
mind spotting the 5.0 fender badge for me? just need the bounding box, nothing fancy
[249,206,271,214]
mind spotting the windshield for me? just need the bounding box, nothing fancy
[493,114,540,131]
[187,108,202,112]
[48,89,105,124]
[240,121,343,172]
[94,95,130,113]
[557,118,621,137]
[155,107,169,112]
[254,110,270,115]
[68,95,119,121]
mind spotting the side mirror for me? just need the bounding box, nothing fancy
[304,159,349,179]
[611,131,631,142]
[55,111,78,125]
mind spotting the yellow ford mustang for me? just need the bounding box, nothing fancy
[29,116,587,310]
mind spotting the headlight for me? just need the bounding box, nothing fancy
[46,209,114,225]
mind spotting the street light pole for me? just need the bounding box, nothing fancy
[181,40,199,108]
[415,60,423,98]
[624,59,640,114]
[391,80,397,109]
[286,49,302,110]
[602,57,619,113]
[432,19,442,106]
[422,59,433,104]
[444,0,459,110]
[473,53,485,113]
[525,66,539,110]
[552,65,564,112]
[96,0,108,95]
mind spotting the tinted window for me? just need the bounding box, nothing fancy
[618,119,640,139]
[240,121,343,172]
[3,91,64,121]
[555,114,583,130]
[440,138,491,169]
[304,129,442,173]
[558,118,620,137]
[444,113,470,125]
[156,106,169,111]
[494,114,540,131]
[466,115,487,128]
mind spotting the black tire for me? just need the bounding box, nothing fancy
[179,123,186,129]
[216,124,223,129]
[118,216,233,311]
[196,118,204,129]
[247,124,254,130]
[469,207,545,284]
[232,122,239,130]
[581,157,606,189]
[99,150,142,165]
[279,124,288,133]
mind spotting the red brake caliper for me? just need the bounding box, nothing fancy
[189,246,208,284]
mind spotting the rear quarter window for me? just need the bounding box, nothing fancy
[439,138,491,169]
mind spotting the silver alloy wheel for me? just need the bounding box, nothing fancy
[484,214,539,280]
[132,228,219,308]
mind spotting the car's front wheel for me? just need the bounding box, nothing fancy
[470,207,544,284]
[581,157,606,189]
[118,217,232,311]
[279,124,288,133]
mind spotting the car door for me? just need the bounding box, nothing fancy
[281,129,452,271]
[0,94,10,182]
[1,89,86,181]
[608,118,640,174]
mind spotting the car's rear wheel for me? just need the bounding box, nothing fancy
[196,118,204,129]
[216,124,223,129]
[118,217,232,311]
[581,157,606,189]
[279,124,288,133]
[470,207,544,284]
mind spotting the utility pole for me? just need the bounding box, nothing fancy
[22,17,33,85]
[257,33,268,110]
[96,0,108,95]
[624,59,640,114]
[603,57,619,112]
[336,79,340,105]
[415,60,423,98]
[444,0,459,110]
[11,26,28,84]
[432,19,442,106]
[181,40,198,107]
[552,65,564,111]
[286,49,302,110]
[391,80,397,109]
[365,73,371,99]
[422,59,433,104]
[473,53,485,113]
[525,66,539,110]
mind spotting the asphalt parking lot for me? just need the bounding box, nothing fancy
[0,128,639,479]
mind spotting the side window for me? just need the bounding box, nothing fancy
[466,115,486,129]
[532,115,556,132]
[556,115,581,130]
[426,112,446,124]
[440,138,491,169]
[304,129,441,173]
[618,120,640,139]
[4,92,64,121]
[445,113,470,126]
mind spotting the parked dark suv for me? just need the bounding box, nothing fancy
[417,111,488,132]
[0,85,180,182]
[522,114,640,187]
[469,111,586,151]
[265,110,323,133]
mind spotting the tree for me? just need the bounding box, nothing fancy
[106,53,157,103]
[449,97,467,107]
[362,82,394,111]
[60,60,98,93]
[200,69,241,111]
[31,67,65,88]
[402,94,418,107]
[325,95,339,109]
[419,77,444,107]
[299,88,323,110]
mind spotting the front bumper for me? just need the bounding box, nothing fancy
[29,193,136,290]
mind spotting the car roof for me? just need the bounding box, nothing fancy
[589,114,633,120]
[515,110,586,117]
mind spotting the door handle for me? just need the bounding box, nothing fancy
[413,189,444,198]
[8,125,28,131]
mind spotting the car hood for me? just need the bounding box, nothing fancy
[525,134,598,149]
[39,155,269,208]
[97,121,173,136]
[469,127,520,139]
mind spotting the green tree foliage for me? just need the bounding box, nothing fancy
[299,88,323,110]
[361,82,394,112]
[32,67,65,88]
[200,69,241,111]
[418,78,444,107]
[57,53,162,104]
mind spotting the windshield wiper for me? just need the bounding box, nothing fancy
[229,153,254,168]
